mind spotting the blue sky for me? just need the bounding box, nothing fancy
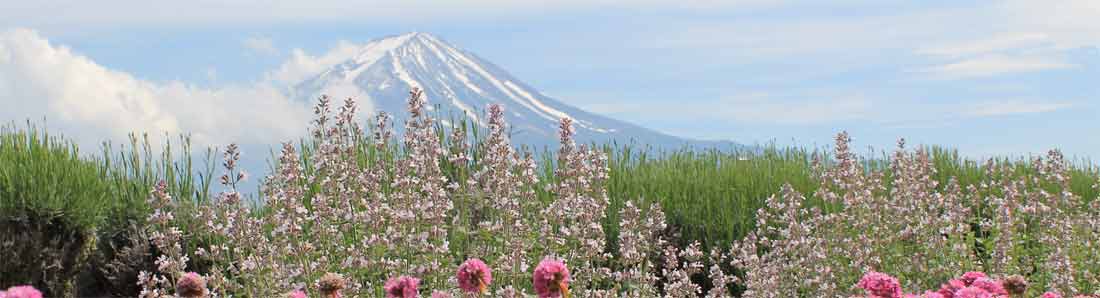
[1,1,1098,162]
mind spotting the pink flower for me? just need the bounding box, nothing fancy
[939,279,967,298]
[176,272,208,298]
[857,271,903,298]
[384,275,421,298]
[457,258,493,294]
[3,286,43,298]
[431,291,453,298]
[287,289,308,298]
[954,287,992,298]
[1002,275,1028,296]
[1041,292,1063,298]
[960,272,988,286]
[971,278,1006,295]
[907,291,946,298]
[318,272,346,298]
[533,258,570,298]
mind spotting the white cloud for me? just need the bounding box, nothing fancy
[267,41,366,84]
[640,0,1098,70]
[242,36,278,56]
[642,6,973,59]
[962,100,1073,117]
[916,33,1054,57]
[912,29,1083,79]
[0,28,312,150]
[909,0,1098,79]
[998,0,1100,48]
[915,54,1077,79]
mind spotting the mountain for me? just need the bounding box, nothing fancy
[291,32,739,150]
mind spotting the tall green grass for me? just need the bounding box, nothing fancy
[0,123,212,296]
[1,124,212,231]
[599,145,819,251]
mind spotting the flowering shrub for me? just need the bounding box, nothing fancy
[137,89,682,297]
[732,133,1100,297]
[134,87,1100,297]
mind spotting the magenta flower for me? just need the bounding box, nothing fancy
[953,286,993,298]
[939,279,967,298]
[3,286,43,298]
[971,278,1006,295]
[457,258,493,294]
[1041,292,1062,298]
[533,258,570,298]
[857,271,903,298]
[384,275,421,298]
[960,272,988,286]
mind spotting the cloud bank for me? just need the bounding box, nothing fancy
[0,28,312,150]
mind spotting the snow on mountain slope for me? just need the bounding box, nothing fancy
[291,32,738,149]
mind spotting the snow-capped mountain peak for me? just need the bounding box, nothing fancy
[292,32,728,148]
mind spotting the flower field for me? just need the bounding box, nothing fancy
[2,88,1100,297]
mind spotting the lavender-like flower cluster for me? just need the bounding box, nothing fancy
[133,89,1100,297]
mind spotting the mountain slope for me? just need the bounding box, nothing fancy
[291,32,737,149]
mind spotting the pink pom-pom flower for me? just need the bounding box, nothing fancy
[970,277,1006,295]
[384,275,421,298]
[857,271,903,298]
[939,279,967,298]
[176,272,208,298]
[457,258,493,294]
[960,272,988,286]
[533,258,570,298]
